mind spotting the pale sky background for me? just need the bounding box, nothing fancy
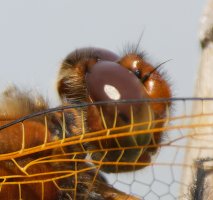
[0,0,206,106]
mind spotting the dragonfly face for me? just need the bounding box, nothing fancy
[57,47,172,172]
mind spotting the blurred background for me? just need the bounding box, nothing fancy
[0,0,206,106]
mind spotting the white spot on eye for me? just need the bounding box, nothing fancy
[104,84,121,100]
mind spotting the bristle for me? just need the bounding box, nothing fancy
[121,43,146,59]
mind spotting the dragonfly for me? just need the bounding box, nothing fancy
[0,47,210,200]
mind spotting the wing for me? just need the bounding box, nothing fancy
[0,98,212,200]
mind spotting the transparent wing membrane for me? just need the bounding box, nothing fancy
[0,98,212,200]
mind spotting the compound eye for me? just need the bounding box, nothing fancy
[85,60,151,126]
[85,61,145,102]
[85,60,153,153]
